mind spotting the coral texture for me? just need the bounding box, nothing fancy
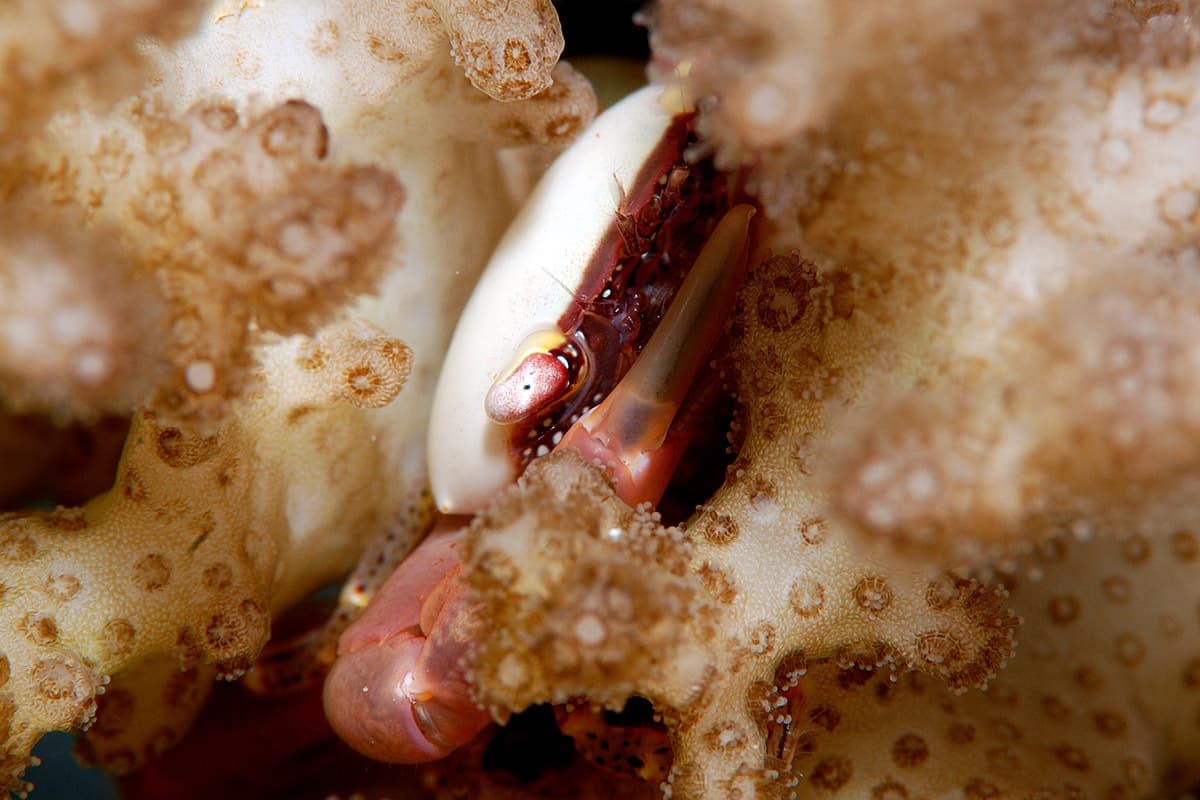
[453,0,1200,797]
[3,0,1200,798]
[0,0,594,793]
[0,0,207,137]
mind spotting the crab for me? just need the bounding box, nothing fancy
[322,84,757,768]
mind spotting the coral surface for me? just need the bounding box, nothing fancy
[1,0,1198,799]
[0,0,594,792]
[461,0,1200,796]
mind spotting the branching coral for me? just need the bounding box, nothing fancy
[0,0,596,793]
[10,96,406,424]
[0,325,414,789]
[5,0,1199,797]
[443,1,1200,798]
[787,505,1200,798]
[464,450,714,720]
[73,658,215,776]
[648,0,1200,561]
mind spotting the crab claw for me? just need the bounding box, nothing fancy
[324,204,756,766]
[558,203,756,507]
[323,525,491,763]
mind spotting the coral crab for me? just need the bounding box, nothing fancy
[323,84,757,768]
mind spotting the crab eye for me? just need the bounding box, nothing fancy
[485,351,569,424]
[483,328,581,424]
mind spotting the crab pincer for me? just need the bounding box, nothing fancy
[322,523,487,762]
[322,202,755,765]
[558,203,755,507]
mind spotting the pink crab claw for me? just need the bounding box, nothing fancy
[558,203,756,506]
[323,523,489,763]
[323,203,756,764]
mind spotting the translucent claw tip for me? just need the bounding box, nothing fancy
[583,203,756,457]
[558,204,757,507]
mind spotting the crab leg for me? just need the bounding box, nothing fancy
[323,204,756,765]
[246,484,439,695]
[559,203,756,507]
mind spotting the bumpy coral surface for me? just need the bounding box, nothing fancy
[0,0,207,138]
[3,0,1200,798]
[0,0,595,793]
[455,0,1200,797]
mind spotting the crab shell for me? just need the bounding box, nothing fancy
[428,85,679,514]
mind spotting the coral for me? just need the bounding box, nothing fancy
[449,0,1200,797]
[9,96,406,425]
[647,0,1200,560]
[0,0,596,793]
[74,658,215,776]
[464,450,713,719]
[431,0,564,101]
[0,0,207,137]
[789,508,1200,798]
[0,327,412,788]
[4,0,1199,797]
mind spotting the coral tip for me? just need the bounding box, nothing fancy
[484,351,569,424]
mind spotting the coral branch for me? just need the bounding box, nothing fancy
[790,511,1200,798]
[431,0,564,101]
[0,321,414,789]
[464,450,714,718]
[9,97,405,425]
[831,265,1200,565]
[0,0,206,137]
[74,658,215,777]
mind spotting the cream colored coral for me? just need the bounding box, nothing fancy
[0,0,597,792]
[650,0,1200,561]
[465,450,714,719]
[0,0,206,137]
[143,0,597,487]
[670,0,1200,794]
[465,426,1019,800]
[0,324,412,789]
[791,513,1200,798]
[452,1,1200,798]
[74,659,215,775]
[13,96,405,426]
[431,0,564,101]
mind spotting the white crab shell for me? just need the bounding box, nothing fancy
[428,85,677,514]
